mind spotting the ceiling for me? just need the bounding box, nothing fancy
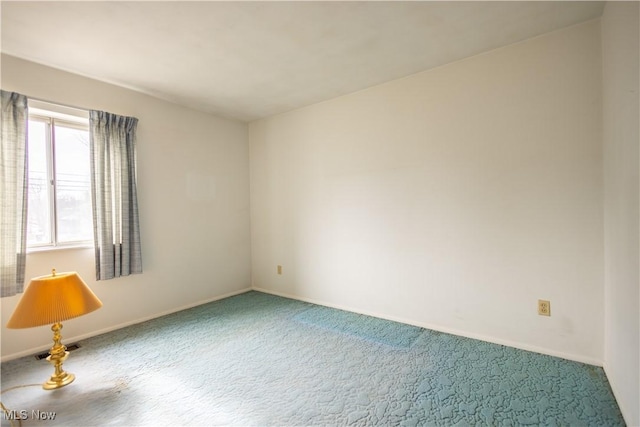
[1,1,604,122]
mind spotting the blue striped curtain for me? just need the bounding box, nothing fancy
[89,111,142,280]
[0,90,28,297]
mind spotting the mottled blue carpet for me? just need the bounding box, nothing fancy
[1,291,624,426]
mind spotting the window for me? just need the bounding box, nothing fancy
[27,100,93,248]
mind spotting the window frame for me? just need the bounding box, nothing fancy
[27,100,93,251]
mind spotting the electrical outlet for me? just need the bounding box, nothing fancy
[277,265,282,275]
[538,300,551,316]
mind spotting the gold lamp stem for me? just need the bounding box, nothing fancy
[43,322,75,390]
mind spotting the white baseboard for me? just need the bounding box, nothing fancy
[252,286,603,367]
[1,287,252,362]
[4,285,602,368]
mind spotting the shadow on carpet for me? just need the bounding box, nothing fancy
[293,305,423,348]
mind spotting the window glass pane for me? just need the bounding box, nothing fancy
[54,124,93,243]
[27,120,52,246]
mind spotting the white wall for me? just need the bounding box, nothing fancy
[602,2,640,425]
[1,55,251,360]
[250,20,604,364]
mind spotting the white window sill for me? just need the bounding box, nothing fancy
[27,244,94,254]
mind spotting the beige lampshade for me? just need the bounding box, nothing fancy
[6,270,103,329]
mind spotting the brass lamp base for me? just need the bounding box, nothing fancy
[43,369,75,390]
[42,323,75,390]
[42,358,76,390]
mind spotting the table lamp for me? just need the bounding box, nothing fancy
[6,269,103,390]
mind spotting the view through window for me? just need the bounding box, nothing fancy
[27,103,93,248]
